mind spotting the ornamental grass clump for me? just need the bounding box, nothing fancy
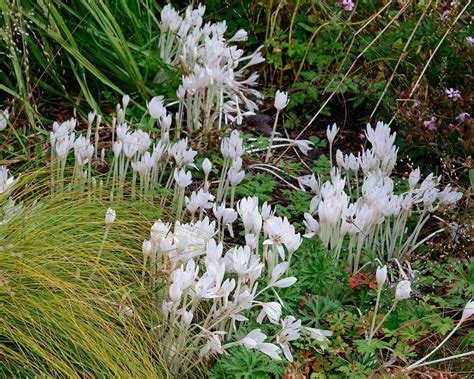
[0,171,186,377]
[303,121,462,272]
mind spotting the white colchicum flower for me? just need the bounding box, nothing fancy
[376,265,388,289]
[0,109,10,131]
[395,280,411,301]
[256,302,282,324]
[277,316,301,362]
[460,300,474,323]
[274,90,289,111]
[0,166,16,193]
[105,208,116,226]
[240,329,281,360]
[147,96,166,120]
[304,327,333,350]
[326,123,339,144]
[174,168,192,188]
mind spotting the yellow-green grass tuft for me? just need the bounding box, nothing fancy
[0,168,204,377]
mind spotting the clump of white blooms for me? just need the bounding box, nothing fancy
[303,121,463,272]
[146,195,328,363]
[157,3,264,132]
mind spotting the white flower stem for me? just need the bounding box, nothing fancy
[265,111,280,163]
[409,350,474,369]
[368,288,382,343]
[371,300,397,338]
[407,321,463,369]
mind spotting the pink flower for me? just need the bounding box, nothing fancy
[446,88,461,101]
[457,112,470,122]
[423,117,437,131]
[467,37,474,45]
[341,0,355,11]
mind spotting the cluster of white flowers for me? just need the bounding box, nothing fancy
[157,4,264,132]
[303,121,463,272]
[143,195,330,362]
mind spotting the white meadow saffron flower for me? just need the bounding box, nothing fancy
[460,300,474,323]
[142,240,153,261]
[105,208,116,226]
[240,330,282,360]
[0,109,10,131]
[395,280,411,301]
[229,29,248,42]
[304,327,332,350]
[269,262,297,288]
[202,158,212,176]
[278,316,301,362]
[274,90,289,112]
[0,166,16,193]
[200,332,225,356]
[256,302,282,324]
[147,96,166,119]
[174,168,193,188]
[326,123,339,144]
[408,168,421,190]
[376,265,388,290]
[122,94,130,109]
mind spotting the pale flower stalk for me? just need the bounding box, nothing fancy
[265,91,289,163]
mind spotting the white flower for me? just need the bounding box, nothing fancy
[274,90,289,111]
[150,220,171,242]
[142,239,153,260]
[326,123,339,144]
[147,96,166,119]
[409,168,421,190]
[0,166,16,193]
[174,168,193,188]
[395,280,411,301]
[303,213,319,238]
[122,94,130,109]
[277,316,301,362]
[376,265,388,290]
[200,331,225,356]
[241,329,266,348]
[304,326,332,342]
[256,302,282,324]
[0,109,10,131]
[240,329,282,360]
[269,261,297,288]
[304,327,332,350]
[292,139,313,155]
[105,208,116,226]
[229,29,248,42]
[263,216,302,259]
[460,300,474,323]
[237,197,262,235]
[202,158,212,176]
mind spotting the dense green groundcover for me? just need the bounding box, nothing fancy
[0,1,472,378]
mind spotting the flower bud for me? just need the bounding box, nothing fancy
[376,265,387,290]
[460,300,474,323]
[202,158,212,176]
[274,90,289,111]
[105,208,116,226]
[142,239,153,260]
